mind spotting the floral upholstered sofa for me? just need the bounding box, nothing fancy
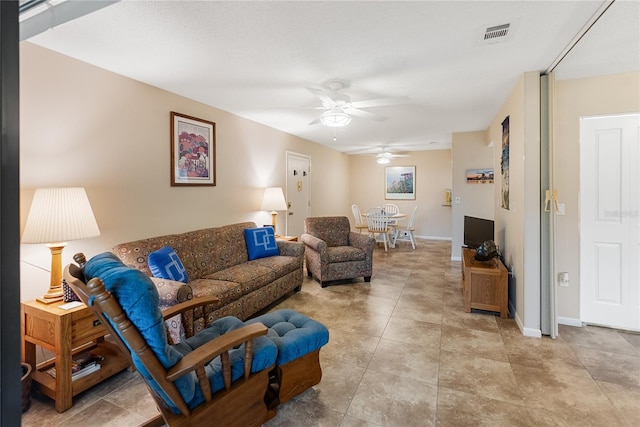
[112,222,304,335]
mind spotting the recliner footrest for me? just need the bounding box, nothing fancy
[247,309,329,403]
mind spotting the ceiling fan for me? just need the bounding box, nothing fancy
[349,146,411,164]
[306,81,410,127]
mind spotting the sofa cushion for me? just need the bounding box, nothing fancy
[207,262,276,295]
[190,223,254,277]
[148,246,189,283]
[244,227,279,260]
[327,246,367,263]
[188,278,243,307]
[112,234,196,278]
[251,255,301,277]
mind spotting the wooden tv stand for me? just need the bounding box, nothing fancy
[461,247,508,318]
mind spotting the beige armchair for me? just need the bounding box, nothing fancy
[301,216,376,288]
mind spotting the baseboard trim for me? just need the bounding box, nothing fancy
[523,327,542,338]
[513,308,542,338]
[450,256,461,262]
[558,317,583,327]
[416,235,452,241]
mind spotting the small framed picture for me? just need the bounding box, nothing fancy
[170,112,216,186]
[385,166,416,200]
[466,168,494,184]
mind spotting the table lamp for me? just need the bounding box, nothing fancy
[261,187,287,236]
[21,187,101,304]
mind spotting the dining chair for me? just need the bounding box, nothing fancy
[351,204,369,234]
[366,207,391,251]
[383,203,399,216]
[382,203,400,242]
[392,205,419,249]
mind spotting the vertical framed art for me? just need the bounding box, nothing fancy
[170,112,216,186]
[501,116,510,209]
[385,166,416,200]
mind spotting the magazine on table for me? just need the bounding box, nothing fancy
[47,351,104,380]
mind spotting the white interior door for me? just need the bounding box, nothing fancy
[286,152,310,238]
[580,113,640,331]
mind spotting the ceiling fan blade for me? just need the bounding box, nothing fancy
[377,150,411,158]
[306,87,338,106]
[344,107,388,122]
[350,96,411,109]
[308,117,321,126]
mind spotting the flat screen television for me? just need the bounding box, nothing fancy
[463,216,495,249]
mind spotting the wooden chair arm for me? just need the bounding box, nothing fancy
[166,323,267,381]
[161,296,220,321]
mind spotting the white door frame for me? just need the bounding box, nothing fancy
[285,151,311,238]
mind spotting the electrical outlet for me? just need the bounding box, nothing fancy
[558,272,569,287]
[557,203,566,215]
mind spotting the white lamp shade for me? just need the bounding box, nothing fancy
[22,187,101,244]
[260,187,287,212]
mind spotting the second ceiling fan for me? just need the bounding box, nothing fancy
[306,80,410,127]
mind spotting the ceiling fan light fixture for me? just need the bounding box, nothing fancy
[320,111,351,127]
[376,157,390,164]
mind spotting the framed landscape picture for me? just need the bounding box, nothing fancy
[466,168,494,184]
[385,166,416,200]
[170,112,216,186]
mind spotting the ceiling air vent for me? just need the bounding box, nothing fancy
[484,23,510,42]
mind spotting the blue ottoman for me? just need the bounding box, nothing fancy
[247,309,329,403]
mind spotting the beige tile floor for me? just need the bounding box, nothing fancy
[22,240,640,426]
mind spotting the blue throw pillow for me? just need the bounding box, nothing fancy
[244,227,280,260]
[148,246,188,283]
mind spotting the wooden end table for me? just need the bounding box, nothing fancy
[21,300,131,412]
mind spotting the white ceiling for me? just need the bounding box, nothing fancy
[24,0,640,155]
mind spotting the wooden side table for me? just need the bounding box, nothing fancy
[276,235,298,242]
[21,300,131,412]
[461,247,508,318]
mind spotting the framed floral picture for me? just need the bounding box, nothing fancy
[170,112,216,186]
[385,166,416,200]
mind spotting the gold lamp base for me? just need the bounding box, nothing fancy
[36,243,66,304]
[271,211,280,237]
[36,287,64,304]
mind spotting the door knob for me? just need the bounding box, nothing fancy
[288,211,294,215]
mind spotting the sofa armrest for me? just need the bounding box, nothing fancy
[301,233,328,254]
[348,231,376,254]
[277,240,305,258]
[149,277,193,307]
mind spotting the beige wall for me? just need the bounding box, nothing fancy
[488,71,541,335]
[552,71,640,321]
[19,42,350,301]
[450,131,493,259]
[348,150,452,239]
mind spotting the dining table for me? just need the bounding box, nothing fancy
[361,211,407,248]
